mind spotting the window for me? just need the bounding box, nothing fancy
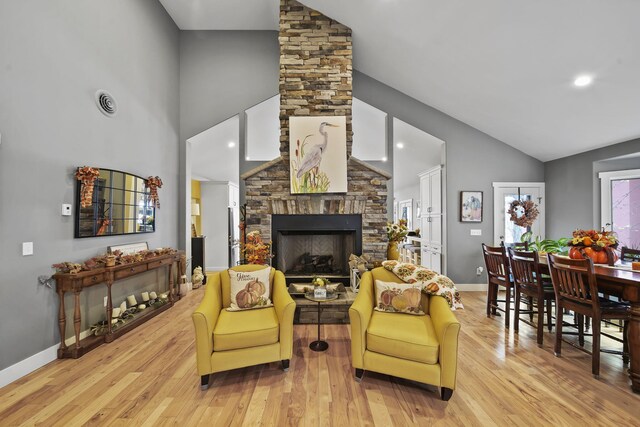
[600,169,640,248]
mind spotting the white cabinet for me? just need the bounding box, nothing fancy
[420,166,442,215]
[421,246,442,273]
[200,182,240,271]
[419,166,444,273]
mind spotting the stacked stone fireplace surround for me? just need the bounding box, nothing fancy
[242,1,391,322]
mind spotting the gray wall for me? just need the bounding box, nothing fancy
[545,138,640,239]
[177,31,545,285]
[353,71,544,283]
[0,1,180,371]
[178,30,280,247]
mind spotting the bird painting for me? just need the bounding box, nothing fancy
[290,116,347,194]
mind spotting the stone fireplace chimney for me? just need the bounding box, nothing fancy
[242,0,391,267]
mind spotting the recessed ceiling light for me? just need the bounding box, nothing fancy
[396,142,404,149]
[381,156,387,162]
[228,141,235,148]
[574,75,593,87]
[245,156,250,161]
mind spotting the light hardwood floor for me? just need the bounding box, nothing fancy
[0,290,638,426]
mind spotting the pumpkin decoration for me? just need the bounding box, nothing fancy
[246,279,266,296]
[402,287,421,308]
[235,289,260,308]
[380,289,397,307]
[568,228,619,265]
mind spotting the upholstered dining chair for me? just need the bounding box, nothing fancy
[547,254,630,378]
[192,265,296,390]
[349,267,460,401]
[482,244,514,327]
[508,248,554,346]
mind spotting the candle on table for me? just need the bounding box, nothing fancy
[149,291,157,299]
[112,307,121,318]
[120,301,127,313]
[127,295,137,307]
[141,292,150,302]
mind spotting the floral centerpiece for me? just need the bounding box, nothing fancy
[386,219,409,242]
[311,276,330,287]
[242,230,272,265]
[385,219,409,260]
[568,228,619,264]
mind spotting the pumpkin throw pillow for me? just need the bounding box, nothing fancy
[227,267,273,311]
[374,280,425,315]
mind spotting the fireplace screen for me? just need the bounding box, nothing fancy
[271,214,362,280]
[276,231,355,277]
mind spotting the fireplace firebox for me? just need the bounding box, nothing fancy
[271,214,362,283]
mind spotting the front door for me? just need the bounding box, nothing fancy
[493,182,545,246]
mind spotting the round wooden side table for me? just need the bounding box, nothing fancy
[304,292,338,351]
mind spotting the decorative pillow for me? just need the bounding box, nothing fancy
[374,280,425,315]
[227,267,273,311]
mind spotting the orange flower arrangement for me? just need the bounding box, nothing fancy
[243,230,272,265]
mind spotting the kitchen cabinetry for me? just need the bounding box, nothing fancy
[419,166,444,273]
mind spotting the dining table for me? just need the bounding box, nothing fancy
[539,255,640,393]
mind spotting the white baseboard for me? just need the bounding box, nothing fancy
[0,343,59,389]
[456,283,487,292]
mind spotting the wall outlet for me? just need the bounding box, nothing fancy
[61,204,72,216]
[476,266,484,276]
[470,229,482,236]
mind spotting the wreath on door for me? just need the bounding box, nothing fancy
[507,199,539,228]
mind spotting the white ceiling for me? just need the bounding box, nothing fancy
[393,118,444,194]
[188,115,239,184]
[159,0,640,162]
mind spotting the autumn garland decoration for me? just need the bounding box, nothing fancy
[145,176,163,208]
[75,166,100,208]
[507,199,539,228]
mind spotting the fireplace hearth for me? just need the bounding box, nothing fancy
[272,214,362,283]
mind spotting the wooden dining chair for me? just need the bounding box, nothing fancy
[482,244,514,327]
[620,246,640,263]
[547,254,630,378]
[508,248,554,346]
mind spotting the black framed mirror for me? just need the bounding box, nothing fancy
[75,168,155,238]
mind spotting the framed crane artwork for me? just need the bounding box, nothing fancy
[289,116,348,194]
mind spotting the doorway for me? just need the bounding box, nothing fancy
[493,182,545,245]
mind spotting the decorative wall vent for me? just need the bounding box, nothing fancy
[94,90,117,117]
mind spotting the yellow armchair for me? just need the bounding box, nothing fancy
[349,267,460,400]
[192,265,296,390]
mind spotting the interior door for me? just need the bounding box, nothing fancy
[493,183,545,246]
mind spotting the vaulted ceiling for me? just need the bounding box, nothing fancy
[159,0,640,162]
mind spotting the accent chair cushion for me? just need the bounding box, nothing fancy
[366,310,440,364]
[213,306,279,351]
[227,266,273,311]
[374,280,425,315]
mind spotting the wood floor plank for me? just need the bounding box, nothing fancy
[1,290,638,426]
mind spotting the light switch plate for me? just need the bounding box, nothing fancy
[22,242,34,256]
[470,229,482,236]
[62,204,72,216]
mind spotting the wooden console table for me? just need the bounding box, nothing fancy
[54,251,184,359]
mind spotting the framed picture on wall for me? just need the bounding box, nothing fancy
[460,191,483,222]
[289,116,347,194]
